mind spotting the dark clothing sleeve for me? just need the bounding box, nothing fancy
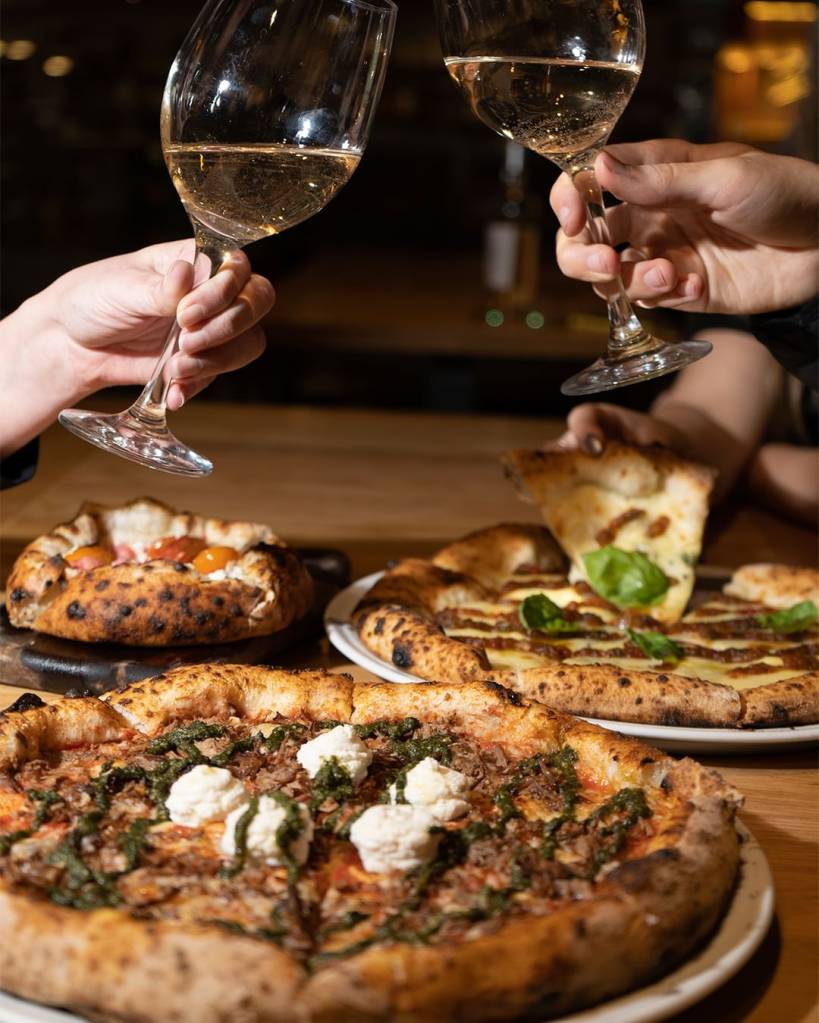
[0,437,39,489]
[749,296,818,392]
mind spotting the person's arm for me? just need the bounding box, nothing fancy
[746,444,819,527]
[650,328,783,501]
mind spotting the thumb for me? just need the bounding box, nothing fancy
[153,259,195,318]
[596,150,726,211]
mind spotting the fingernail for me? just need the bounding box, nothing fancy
[587,252,608,273]
[599,151,627,173]
[583,434,603,455]
[178,303,204,327]
[644,267,666,289]
[683,277,699,297]
[558,205,571,228]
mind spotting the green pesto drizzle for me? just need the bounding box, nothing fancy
[586,787,651,875]
[309,757,356,815]
[219,796,260,879]
[257,721,307,753]
[146,721,226,758]
[0,789,65,856]
[354,718,421,741]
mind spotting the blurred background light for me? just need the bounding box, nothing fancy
[42,55,75,77]
[6,39,37,60]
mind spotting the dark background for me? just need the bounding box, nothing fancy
[2,0,816,417]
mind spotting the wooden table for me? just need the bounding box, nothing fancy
[1,403,817,1023]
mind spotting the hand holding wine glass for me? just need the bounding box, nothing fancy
[60,0,396,476]
[435,0,713,395]
[551,140,819,314]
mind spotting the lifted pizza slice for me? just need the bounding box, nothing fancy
[503,443,716,625]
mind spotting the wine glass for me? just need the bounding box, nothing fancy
[59,0,397,476]
[434,0,712,396]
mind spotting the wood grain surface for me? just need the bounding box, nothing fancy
[1,402,816,1023]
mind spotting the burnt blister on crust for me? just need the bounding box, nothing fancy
[9,588,28,604]
[482,680,523,705]
[66,601,86,620]
[392,640,414,668]
[2,692,46,714]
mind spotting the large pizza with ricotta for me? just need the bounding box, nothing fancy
[355,444,818,728]
[0,664,740,1022]
[5,498,313,646]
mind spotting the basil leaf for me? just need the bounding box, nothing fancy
[583,547,669,608]
[627,629,682,662]
[756,600,817,634]
[519,594,578,633]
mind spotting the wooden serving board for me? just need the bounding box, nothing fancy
[0,549,349,696]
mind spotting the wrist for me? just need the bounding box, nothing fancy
[0,290,91,457]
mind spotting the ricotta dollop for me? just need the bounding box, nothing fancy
[349,804,440,874]
[389,757,471,822]
[165,766,248,828]
[220,794,314,865]
[296,725,372,786]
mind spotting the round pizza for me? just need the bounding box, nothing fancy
[354,523,819,727]
[5,498,313,646]
[0,665,740,1022]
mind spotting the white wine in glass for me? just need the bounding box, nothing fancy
[59,0,396,476]
[436,0,712,396]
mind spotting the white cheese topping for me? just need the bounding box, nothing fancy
[165,765,248,828]
[389,757,471,822]
[349,804,440,874]
[220,794,314,866]
[296,725,372,786]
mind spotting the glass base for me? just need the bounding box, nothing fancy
[58,408,213,477]
[560,338,713,396]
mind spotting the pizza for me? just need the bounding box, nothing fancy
[5,498,313,646]
[502,443,715,624]
[355,523,819,727]
[0,664,741,1022]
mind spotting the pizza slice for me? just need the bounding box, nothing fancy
[503,443,716,625]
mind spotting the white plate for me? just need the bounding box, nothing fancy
[0,823,774,1023]
[325,573,819,755]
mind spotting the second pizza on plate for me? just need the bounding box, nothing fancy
[355,442,818,728]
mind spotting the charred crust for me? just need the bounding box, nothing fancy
[392,641,413,668]
[618,677,631,688]
[173,563,189,573]
[656,674,669,683]
[94,580,110,592]
[159,589,174,602]
[149,616,166,634]
[373,617,386,636]
[118,605,133,618]
[134,598,147,608]
[66,601,86,620]
[211,595,225,607]
[483,680,523,705]
[9,587,28,603]
[3,692,46,714]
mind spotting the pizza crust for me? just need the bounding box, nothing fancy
[0,665,741,1023]
[5,498,313,645]
[724,564,819,609]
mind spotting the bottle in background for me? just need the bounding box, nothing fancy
[482,141,541,324]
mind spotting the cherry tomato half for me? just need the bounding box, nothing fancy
[192,546,239,575]
[146,535,208,564]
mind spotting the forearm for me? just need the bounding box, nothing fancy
[0,290,88,457]
[651,328,783,501]
[746,444,819,527]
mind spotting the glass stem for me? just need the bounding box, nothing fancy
[571,165,655,359]
[126,234,232,428]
